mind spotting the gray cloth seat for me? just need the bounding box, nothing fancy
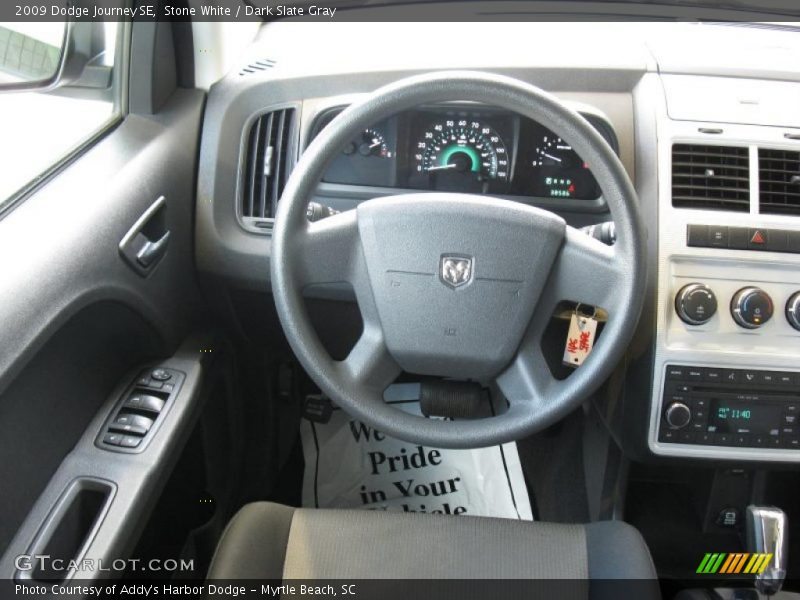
[207,502,660,598]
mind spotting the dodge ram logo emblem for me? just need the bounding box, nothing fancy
[440,255,473,289]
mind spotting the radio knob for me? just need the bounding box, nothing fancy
[665,402,692,430]
[675,283,717,325]
[731,287,774,329]
[787,292,800,332]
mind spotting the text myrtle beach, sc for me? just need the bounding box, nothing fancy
[35,3,338,18]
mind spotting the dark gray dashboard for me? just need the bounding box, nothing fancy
[195,26,642,292]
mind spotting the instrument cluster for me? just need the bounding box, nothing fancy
[312,105,618,202]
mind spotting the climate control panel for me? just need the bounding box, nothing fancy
[675,283,797,331]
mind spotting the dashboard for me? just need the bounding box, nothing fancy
[312,105,617,201]
[195,20,800,465]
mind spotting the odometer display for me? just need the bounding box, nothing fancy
[415,119,509,182]
[516,121,603,200]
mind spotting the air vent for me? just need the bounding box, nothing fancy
[672,144,750,212]
[240,108,296,223]
[239,58,276,76]
[759,148,800,216]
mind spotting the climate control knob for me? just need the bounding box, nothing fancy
[731,287,774,329]
[786,292,800,332]
[675,283,717,325]
[665,402,692,430]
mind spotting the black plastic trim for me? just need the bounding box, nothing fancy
[95,368,185,454]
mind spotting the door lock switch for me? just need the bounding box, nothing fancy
[103,432,124,446]
[119,435,142,448]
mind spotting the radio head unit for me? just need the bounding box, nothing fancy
[658,365,799,450]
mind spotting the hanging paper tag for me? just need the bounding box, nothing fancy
[562,312,598,368]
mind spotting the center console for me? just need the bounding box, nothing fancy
[649,75,800,462]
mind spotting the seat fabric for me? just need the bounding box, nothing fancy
[207,501,659,599]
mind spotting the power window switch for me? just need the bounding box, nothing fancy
[119,435,142,449]
[103,432,124,446]
[110,413,154,436]
[123,394,165,413]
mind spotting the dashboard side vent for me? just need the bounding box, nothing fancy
[240,107,296,222]
[759,148,800,216]
[672,144,750,212]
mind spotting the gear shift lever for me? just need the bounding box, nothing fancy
[746,505,788,595]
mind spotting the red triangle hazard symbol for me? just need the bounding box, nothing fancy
[751,230,766,244]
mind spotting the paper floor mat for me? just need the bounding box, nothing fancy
[300,383,533,520]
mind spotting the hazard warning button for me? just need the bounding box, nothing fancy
[749,229,768,247]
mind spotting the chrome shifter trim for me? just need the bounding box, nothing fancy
[746,505,788,595]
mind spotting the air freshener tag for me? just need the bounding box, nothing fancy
[562,306,598,368]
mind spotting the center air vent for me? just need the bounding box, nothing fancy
[672,144,750,212]
[240,107,296,225]
[759,148,800,216]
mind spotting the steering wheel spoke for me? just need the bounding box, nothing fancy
[496,343,557,413]
[495,226,625,419]
[340,324,402,392]
[295,210,360,287]
[538,226,623,316]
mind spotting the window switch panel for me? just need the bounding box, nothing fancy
[97,366,184,454]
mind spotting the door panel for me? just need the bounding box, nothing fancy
[0,86,206,558]
[0,302,161,553]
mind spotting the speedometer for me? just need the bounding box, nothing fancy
[415,119,509,182]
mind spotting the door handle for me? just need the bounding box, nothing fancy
[119,196,170,276]
[136,231,170,268]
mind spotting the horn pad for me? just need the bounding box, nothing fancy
[356,193,566,379]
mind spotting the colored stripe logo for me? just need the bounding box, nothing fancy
[696,553,772,574]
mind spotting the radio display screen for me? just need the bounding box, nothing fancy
[707,398,780,434]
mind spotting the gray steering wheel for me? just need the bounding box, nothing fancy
[271,71,646,449]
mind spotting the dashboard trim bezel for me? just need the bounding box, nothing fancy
[293,95,622,226]
[648,107,800,463]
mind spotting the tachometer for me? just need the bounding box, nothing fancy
[415,119,509,181]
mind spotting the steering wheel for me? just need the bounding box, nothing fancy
[271,71,645,449]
